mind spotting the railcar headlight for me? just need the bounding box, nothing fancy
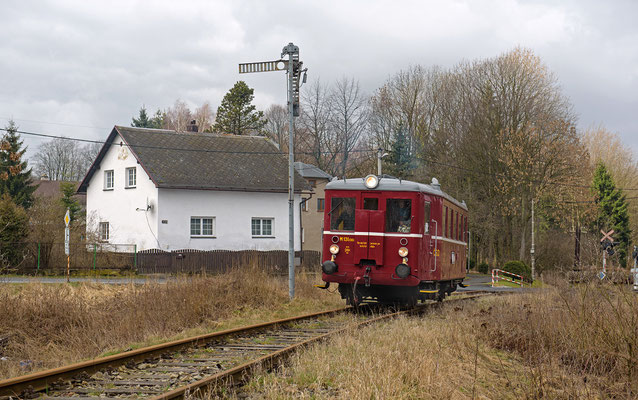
[398,247,409,257]
[364,174,379,189]
[329,244,340,255]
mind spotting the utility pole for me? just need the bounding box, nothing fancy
[530,198,535,281]
[377,148,388,176]
[239,43,306,300]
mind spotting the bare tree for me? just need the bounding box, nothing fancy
[193,102,215,133]
[33,138,81,181]
[164,99,193,133]
[297,79,334,172]
[264,104,288,150]
[329,77,369,177]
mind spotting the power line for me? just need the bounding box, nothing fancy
[0,127,375,157]
[0,116,109,131]
[3,126,638,193]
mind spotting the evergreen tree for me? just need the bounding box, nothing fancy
[59,181,81,222]
[0,120,36,209]
[0,194,28,269]
[592,162,631,267]
[213,81,267,135]
[384,123,415,179]
[132,106,151,127]
[132,106,165,129]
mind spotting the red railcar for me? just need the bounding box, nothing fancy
[319,175,468,305]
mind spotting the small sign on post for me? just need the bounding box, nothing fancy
[64,209,70,282]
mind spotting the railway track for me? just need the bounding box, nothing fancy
[0,292,492,399]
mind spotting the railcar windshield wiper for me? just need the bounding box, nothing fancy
[327,199,343,216]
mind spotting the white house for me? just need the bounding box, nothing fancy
[77,126,310,251]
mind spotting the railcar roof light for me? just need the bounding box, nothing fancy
[364,174,379,189]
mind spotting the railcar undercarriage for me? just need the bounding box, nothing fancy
[337,280,464,306]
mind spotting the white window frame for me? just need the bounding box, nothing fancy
[99,222,109,241]
[301,199,309,212]
[252,217,274,237]
[190,216,216,238]
[104,170,114,190]
[125,167,136,188]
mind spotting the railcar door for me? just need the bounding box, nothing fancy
[353,195,384,265]
[421,199,432,280]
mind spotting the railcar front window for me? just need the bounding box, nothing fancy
[386,199,412,233]
[363,198,378,210]
[330,197,355,231]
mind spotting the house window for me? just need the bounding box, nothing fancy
[99,222,109,241]
[126,167,136,188]
[190,217,215,237]
[317,198,325,212]
[104,170,114,190]
[301,199,309,212]
[252,218,274,237]
[308,179,316,188]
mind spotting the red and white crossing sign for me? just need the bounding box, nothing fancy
[600,229,615,242]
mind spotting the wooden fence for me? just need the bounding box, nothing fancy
[2,242,321,276]
[136,249,321,275]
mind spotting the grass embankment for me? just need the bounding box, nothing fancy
[0,268,342,380]
[247,282,638,399]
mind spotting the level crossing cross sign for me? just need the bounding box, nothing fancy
[600,229,614,242]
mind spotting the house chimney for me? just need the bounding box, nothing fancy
[186,120,198,133]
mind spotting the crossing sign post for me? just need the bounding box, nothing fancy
[600,229,615,277]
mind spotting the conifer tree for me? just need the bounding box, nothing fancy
[60,181,81,222]
[592,162,631,267]
[0,120,36,209]
[213,81,267,135]
[385,123,415,179]
[132,106,164,129]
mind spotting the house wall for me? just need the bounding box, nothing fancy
[157,189,303,251]
[85,134,160,250]
[301,178,329,252]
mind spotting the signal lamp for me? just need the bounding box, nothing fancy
[329,244,340,255]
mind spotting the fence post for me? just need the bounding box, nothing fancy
[93,244,97,270]
[134,244,137,270]
[37,242,40,274]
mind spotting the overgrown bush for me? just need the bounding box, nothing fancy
[0,194,29,270]
[478,262,489,274]
[502,260,531,282]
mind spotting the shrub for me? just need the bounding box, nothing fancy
[0,194,28,269]
[502,260,531,282]
[478,262,489,274]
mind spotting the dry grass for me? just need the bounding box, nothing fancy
[0,267,342,379]
[479,281,638,398]
[246,284,638,399]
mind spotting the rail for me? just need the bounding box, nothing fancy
[491,269,525,287]
[0,294,491,399]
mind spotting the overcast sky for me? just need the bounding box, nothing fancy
[1,0,637,163]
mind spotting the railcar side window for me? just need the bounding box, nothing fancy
[330,197,355,231]
[386,199,412,233]
[444,206,448,238]
[423,202,431,234]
